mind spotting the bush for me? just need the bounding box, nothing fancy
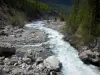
[8,15,25,27]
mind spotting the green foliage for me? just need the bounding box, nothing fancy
[2,0,50,18]
[66,0,100,44]
[8,14,26,27]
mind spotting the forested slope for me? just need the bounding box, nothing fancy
[63,0,100,66]
[0,0,50,27]
[66,0,100,44]
[40,0,72,13]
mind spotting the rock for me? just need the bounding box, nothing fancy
[22,57,31,64]
[26,65,32,70]
[18,58,23,65]
[0,57,4,65]
[36,57,43,65]
[50,71,57,75]
[36,63,45,71]
[12,68,21,75]
[0,57,5,60]
[79,51,89,61]
[27,49,32,55]
[10,56,19,65]
[3,68,10,73]
[79,50,95,61]
[32,63,37,69]
[24,50,34,61]
[43,56,62,71]
[24,50,39,62]
[4,58,11,65]
[0,42,16,57]
[0,30,8,36]
[79,50,100,66]
[21,63,27,69]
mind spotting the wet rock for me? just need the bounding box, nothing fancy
[43,56,62,71]
[79,50,95,60]
[79,51,89,61]
[79,50,100,66]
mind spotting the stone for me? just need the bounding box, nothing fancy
[36,57,43,65]
[10,56,19,65]
[26,65,32,70]
[36,63,45,71]
[3,68,10,73]
[4,58,11,65]
[22,57,31,64]
[79,50,100,66]
[43,56,62,71]
[79,51,88,61]
[79,50,95,61]
[21,63,27,69]
[12,68,21,75]
[50,71,57,75]
[0,42,16,57]
[14,63,18,66]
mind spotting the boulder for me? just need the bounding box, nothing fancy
[22,57,31,64]
[12,68,22,75]
[10,56,19,65]
[79,50,95,61]
[36,57,43,65]
[0,42,16,57]
[79,50,100,66]
[36,63,45,71]
[43,56,62,71]
[50,71,57,75]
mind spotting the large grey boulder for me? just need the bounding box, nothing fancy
[43,56,62,71]
[79,50,100,66]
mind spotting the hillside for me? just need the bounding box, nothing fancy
[40,0,72,13]
[63,0,100,66]
[0,0,50,28]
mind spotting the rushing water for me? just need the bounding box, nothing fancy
[25,21,100,75]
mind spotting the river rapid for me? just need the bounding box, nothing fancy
[25,21,100,75]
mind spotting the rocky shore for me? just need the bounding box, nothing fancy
[0,23,62,75]
[45,19,100,68]
[64,34,100,67]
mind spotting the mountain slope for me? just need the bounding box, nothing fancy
[40,0,72,13]
[0,0,50,27]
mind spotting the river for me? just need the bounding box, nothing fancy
[25,21,100,75]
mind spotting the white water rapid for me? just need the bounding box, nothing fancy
[25,21,100,75]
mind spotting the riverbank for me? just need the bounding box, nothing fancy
[43,19,100,68]
[64,31,100,67]
[0,21,63,75]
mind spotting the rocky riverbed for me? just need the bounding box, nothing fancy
[64,31,100,67]
[0,21,63,75]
